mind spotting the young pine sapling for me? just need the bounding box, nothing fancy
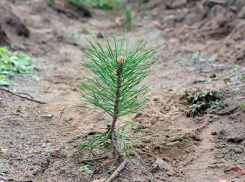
[78,32,156,159]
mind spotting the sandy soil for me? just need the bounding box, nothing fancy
[0,0,245,182]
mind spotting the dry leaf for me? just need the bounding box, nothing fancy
[224,166,245,175]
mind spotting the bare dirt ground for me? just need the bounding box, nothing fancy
[0,0,245,182]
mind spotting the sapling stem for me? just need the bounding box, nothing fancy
[110,56,125,158]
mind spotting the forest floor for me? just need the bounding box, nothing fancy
[0,0,245,182]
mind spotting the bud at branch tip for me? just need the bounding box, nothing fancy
[118,56,125,65]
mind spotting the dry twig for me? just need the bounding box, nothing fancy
[0,87,47,104]
[16,92,34,99]
[105,158,129,182]
[58,104,69,125]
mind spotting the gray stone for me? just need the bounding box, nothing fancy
[151,158,172,173]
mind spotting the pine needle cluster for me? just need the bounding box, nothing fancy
[78,32,156,158]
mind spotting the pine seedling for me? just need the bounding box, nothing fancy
[77,32,156,159]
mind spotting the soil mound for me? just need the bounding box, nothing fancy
[0,3,29,38]
[162,0,245,65]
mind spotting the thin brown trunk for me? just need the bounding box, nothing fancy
[110,57,124,158]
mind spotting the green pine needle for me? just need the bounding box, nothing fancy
[79,32,156,119]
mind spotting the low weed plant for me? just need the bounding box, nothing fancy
[0,47,36,86]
